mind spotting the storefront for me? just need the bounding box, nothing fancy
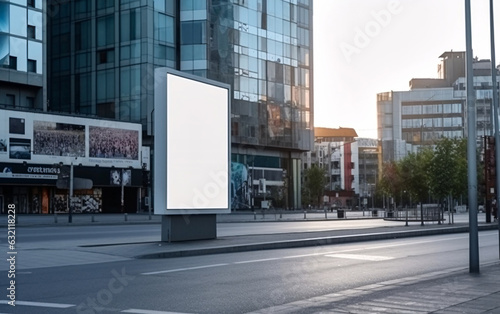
[0,108,145,215]
[0,162,143,214]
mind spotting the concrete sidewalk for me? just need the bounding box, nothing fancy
[248,262,500,314]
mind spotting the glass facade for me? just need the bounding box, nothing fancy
[205,0,313,151]
[46,0,313,209]
[0,0,43,110]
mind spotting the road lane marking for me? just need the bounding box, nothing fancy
[141,263,229,275]
[122,309,193,314]
[0,300,75,308]
[234,257,282,264]
[141,233,489,276]
[325,253,394,261]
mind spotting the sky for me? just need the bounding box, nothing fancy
[313,0,500,139]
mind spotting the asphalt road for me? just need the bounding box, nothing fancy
[9,217,455,247]
[0,229,498,313]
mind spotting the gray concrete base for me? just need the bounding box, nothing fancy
[161,214,217,242]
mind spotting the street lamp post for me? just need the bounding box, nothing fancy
[121,168,125,213]
[69,162,74,223]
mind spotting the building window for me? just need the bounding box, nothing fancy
[26,97,34,109]
[97,102,115,119]
[7,56,17,70]
[27,0,35,7]
[154,13,175,44]
[97,69,115,100]
[27,25,36,39]
[97,48,114,65]
[97,15,114,47]
[97,0,114,10]
[28,59,37,73]
[75,20,91,51]
[181,21,206,45]
[121,9,141,42]
[5,94,15,107]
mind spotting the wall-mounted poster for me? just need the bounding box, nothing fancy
[89,127,139,160]
[0,108,142,169]
[33,121,85,157]
[9,138,31,160]
[9,117,25,135]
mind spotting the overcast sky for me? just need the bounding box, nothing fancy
[313,0,500,139]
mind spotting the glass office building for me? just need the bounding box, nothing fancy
[47,0,313,209]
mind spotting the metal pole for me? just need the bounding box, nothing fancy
[121,169,124,213]
[489,0,500,260]
[466,0,480,273]
[69,162,73,223]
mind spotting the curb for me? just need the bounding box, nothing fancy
[135,224,498,259]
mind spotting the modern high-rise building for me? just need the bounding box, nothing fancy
[0,0,46,213]
[0,0,44,110]
[0,0,313,213]
[378,51,497,162]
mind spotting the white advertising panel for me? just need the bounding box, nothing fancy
[154,68,230,215]
[0,108,142,169]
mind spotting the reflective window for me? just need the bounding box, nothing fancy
[181,21,206,44]
[26,96,34,109]
[120,65,140,97]
[97,48,114,65]
[97,15,114,47]
[27,25,35,39]
[6,94,15,107]
[75,20,90,51]
[97,69,114,100]
[75,0,90,14]
[154,12,175,44]
[27,59,36,72]
[120,42,141,60]
[76,52,90,69]
[0,3,8,33]
[97,0,114,10]
[97,102,115,119]
[121,9,141,42]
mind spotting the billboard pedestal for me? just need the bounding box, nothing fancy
[161,214,216,242]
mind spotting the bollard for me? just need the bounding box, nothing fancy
[254,211,256,220]
[304,210,306,219]
[124,213,128,221]
[280,210,282,219]
[91,214,95,223]
[324,209,327,219]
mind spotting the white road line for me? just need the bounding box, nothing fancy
[141,232,487,276]
[141,263,229,275]
[122,309,193,314]
[325,253,394,261]
[234,257,282,264]
[0,300,75,308]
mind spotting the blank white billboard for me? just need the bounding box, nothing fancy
[154,69,230,215]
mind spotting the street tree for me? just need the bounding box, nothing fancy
[399,149,433,224]
[378,160,401,209]
[302,166,327,207]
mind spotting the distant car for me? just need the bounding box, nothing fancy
[478,205,485,213]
